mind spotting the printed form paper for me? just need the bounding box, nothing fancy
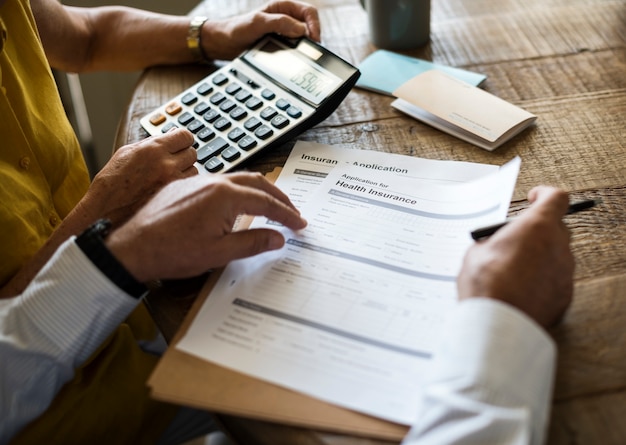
[177,144,520,425]
[274,140,498,209]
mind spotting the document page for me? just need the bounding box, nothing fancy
[276,140,498,210]
[177,151,520,425]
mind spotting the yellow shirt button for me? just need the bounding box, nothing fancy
[19,156,30,169]
[49,214,59,227]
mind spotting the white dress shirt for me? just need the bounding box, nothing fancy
[0,238,140,444]
[402,298,556,445]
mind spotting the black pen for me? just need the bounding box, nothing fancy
[470,198,601,241]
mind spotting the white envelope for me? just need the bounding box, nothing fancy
[392,70,537,151]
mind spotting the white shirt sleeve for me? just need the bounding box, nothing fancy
[0,237,141,444]
[402,298,556,445]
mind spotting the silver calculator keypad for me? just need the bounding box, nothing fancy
[141,62,314,174]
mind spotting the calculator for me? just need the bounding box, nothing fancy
[140,34,360,174]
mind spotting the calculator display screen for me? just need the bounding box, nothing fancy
[246,40,342,105]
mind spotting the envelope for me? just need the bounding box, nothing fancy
[392,70,537,151]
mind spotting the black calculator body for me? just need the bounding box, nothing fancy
[140,34,360,174]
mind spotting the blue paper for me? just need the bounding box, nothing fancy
[356,50,487,96]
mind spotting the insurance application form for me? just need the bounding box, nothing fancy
[275,140,498,209]
[177,145,520,424]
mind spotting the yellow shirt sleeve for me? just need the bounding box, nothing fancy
[0,0,90,286]
[1,2,177,443]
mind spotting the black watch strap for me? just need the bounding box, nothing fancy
[75,219,147,299]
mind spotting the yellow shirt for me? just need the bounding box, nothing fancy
[0,0,89,286]
[0,1,176,443]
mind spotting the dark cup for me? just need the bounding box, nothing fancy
[360,0,431,50]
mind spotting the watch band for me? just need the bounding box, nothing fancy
[187,16,209,63]
[75,219,147,299]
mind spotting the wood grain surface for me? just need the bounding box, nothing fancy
[117,0,626,443]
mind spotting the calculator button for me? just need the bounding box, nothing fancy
[276,99,290,110]
[193,102,210,116]
[192,141,199,149]
[271,115,289,129]
[225,83,241,95]
[197,137,229,163]
[203,110,220,123]
[214,117,232,131]
[204,157,224,173]
[245,97,263,110]
[227,127,245,142]
[181,93,197,106]
[244,117,262,131]
[161,122,178,133]
[260,107,277,120]
[165,102,182,116]
[219,100,237,113]
[235,89,252,102]
[197,127,215,142]
[238,136,257,151]
[286,106,302,119]
[261,89,275,100]
[149,113,166,126]
[255,125,274,140]
[177,112,194,126]
[230,106,247,121]
[212,73,228,86]
[187,119,205,134]
[222,146,241,162]
[210,93,226,105]
[197,83,213,96]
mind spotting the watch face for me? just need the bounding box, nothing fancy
[91,218,112,239]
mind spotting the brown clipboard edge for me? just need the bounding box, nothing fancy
[147,168,409,441]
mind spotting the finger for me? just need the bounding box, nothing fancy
[262,2,321,40]
[256,12,308,38]
[210,228,287,263]
[499,189,571,249]
[180,163,199,178]
[227,183,307,230]
[171,145,198,172]
[303,7,321,41]
[226,172,301,212]
[155,127,195,154]
[525,186,570,219]
[268,1,321,41]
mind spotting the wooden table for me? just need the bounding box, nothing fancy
[115,0,626,443]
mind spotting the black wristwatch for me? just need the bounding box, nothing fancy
[75,219,147,299]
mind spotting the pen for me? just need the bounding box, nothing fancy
[470,198,601,241]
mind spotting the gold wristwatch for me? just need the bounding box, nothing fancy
[187,16,209,63]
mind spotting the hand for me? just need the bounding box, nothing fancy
[457,186,575,328]
[77,128,197,226]
[105,172,307,282]
[202,1,321,60]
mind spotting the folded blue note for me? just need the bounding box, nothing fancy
[356,50,487,96]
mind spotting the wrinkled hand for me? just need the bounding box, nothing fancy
[202,1,321,60]
[457,186,575,328]
[79,128,197,226]
[106,172,307,282]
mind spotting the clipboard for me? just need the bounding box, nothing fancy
[147,168,409,441]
